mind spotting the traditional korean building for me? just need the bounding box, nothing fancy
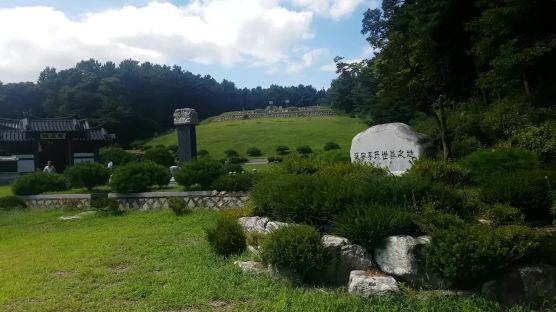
[0,117,114,173]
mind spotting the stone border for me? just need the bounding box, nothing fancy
[19,191,248,210]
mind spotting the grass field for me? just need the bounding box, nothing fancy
[0,209,520,312]
[148,116,367,159]
[0,184,12,196]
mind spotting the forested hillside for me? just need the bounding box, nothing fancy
[327,0,556,162]
[0,60,325,144]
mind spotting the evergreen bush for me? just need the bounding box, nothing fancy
[11,172,70,195]
[267,156,283,163]
[323,142,340,151]
[211,174,254,192]
[296,145,313,156]
[144,146,175,167]
[480,170,553,221]
[246,147,263,157]
[110,161,170,193]
[261,224,327,281]
[224,149,239,158]
[334,205,415,249]
[0,196,27,210]
[425,224,538,288]
[98,146,135,166]
[175,159,224,189]
[168,198,191,216]
[483,204,524,226]
[205,215,246,256]
[91,198,121,216]
[64,162,110,191]
[461,148,539,180]
[407,158,471,186]
[276,146,290,155]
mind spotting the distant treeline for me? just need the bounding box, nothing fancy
[0,59,326,145]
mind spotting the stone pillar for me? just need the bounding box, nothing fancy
[173,108,198,163]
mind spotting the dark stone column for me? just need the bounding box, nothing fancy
[174,108,198,163]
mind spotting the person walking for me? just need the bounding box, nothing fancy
[43,161,56,173]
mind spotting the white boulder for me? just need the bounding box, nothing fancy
[238,216,269,233]
[348,270,399,297]
[234,261,268,274]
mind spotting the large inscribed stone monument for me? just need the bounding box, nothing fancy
[350,123,432,175]
[174,108,198,162]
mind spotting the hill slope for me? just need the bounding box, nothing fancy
[148,116,367,158]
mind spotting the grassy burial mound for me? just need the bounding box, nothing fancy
[148,116,367,159]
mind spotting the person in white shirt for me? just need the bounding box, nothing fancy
[43,161,56,173]
[107,161,114,170]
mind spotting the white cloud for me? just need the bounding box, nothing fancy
[285,48,328,73]
[289,0,366,19]
[0,1,315,82]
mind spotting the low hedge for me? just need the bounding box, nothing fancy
[211,174,254,192]
[110,161,170,193]
[175,159,224,189]
[0,196,27,210]
[11,172,70,195]
[407,158,471,186]
[64,162,110,190]
[261,224,327,282]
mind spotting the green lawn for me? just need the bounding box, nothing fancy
[148,116,367,159]
[0,184,12,196]
[0,209,520,311]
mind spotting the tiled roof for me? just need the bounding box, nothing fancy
[0,118,21,129]
[23,117,89,132]
[74,128,116,141]
[0,129,32,141]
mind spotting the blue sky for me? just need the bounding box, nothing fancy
[0,0,378,89]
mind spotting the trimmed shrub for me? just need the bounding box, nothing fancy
[168,198,191,216]
[334,205,415,250]
[110,161,170,193]
[276,146,290,155]
[205,215,246,256]
[98,146,135,166]
[64,162,110,191]
[407,158,471,186]
[175,159,224,189]
[261,225,327,281]
[211,174,254,192]
[296,145,313,156]
[144,146,175,167]
[222,163,244,174]
[480,170,553,221]
[267,156,283,163]
[483,204,524,226]
[425,224,538,288]
[0,196,27,210]
[461,148,539,179]
[413,209,465,235]
[12,172,70,195]
[167,145,179,153]
[227,156,248,164]
[197,149,210,158]
[246,147,263,157]
[323,142,340,151]
[275,157,319,175]
[316,150,350,163]
[316,162,387,179]
[224,149,239,158]
[91,198,121,216]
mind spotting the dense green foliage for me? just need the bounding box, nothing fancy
[323,142,340,151]
[261,225,328,282]
[327,0,556,161]
[205,215,246,256]
[175,159,224,189]
[0,196,26,210]
[407,158,471,186]
[110,161,170,193]
[480,170,553,220]
[483,204,524,226]
[168,198,192,216]
[98,146,135,166]
[276,146,290,155]
[246,147,262,157]
[0,60,325,145]
[144,146,176,167]
[296,145,313,156]
[334,205,415,249]
[64,162,110,191]
[425,225,539,288]
[461,149,539,179]
[11,172,70,195]
[211,174,254,192]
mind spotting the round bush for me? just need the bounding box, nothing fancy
[205,215,246,256]
[425,224,538,288]
[175,159,224,189]
[296,145,313,156]
[144,146,175,167]
[480,170,553,221]
[407,158,471,186]
[211,174,254,192]
[267,156,283,163]
[483,204,524,226]
[224,149,239,158]
[276,146,290,155]
[110,161,170,193]
[98,146,135,166]
[246,147,263,157]
[168,198,191,216]
[334,205,415,249]
[227,156,248,164]
[64,162,110,191]
[11,172,70,195]
[323,142,340,151]
[261,224,327,281]
[0,196,27,210]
